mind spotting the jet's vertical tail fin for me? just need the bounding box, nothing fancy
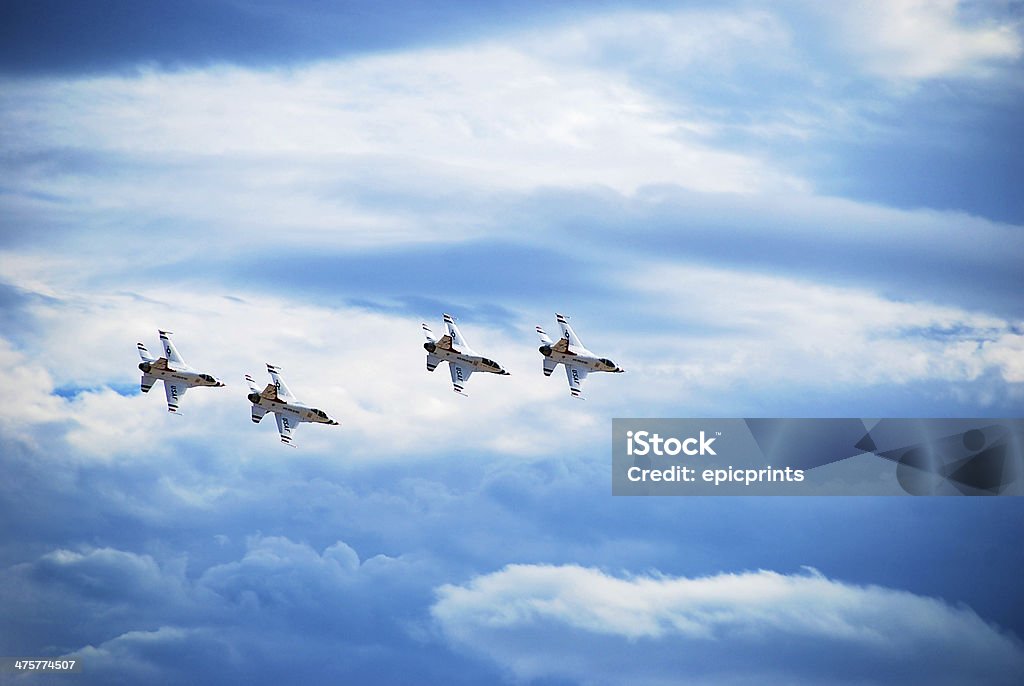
[266,364,296,402]
[442,313,473,353]
[555,314,586,350]
[159,330,189,368]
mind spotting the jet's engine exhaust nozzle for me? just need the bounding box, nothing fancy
[539,345,552,356]
[139,361,152,373]
[247,392,261,404]
[423,342,437,353]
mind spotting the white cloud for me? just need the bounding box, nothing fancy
[0,279,601,463]
[432,564,1024,685]
[617,261,1023,395]
[3,534,422,632]
[1,47,794,197]
[0,248,1019,469]
[1,4,1019,278]
[0,337,65,429]
[0,11,808,261]
[827,0,1022,80]
[3,535,428,684]
[526,8,794,78]
[983,332,1024,382]
[31,547,188,602]
[0,5,1020,464]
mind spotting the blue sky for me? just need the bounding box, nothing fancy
[2,1,1024,684]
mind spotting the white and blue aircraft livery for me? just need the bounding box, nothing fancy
[536,313,624,398]
[137,331,225,413]
[245,364,339,445]
[422,313,510,395]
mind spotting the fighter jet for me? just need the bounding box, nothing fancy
[245,364,338,445]
[422,313,510,395]
[536,313,624,398]
[136,331,225,413]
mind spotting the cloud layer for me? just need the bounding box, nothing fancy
[434,564,1024,685]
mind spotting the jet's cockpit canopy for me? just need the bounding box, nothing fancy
[312,409,329,419]
[199,373,217,383]
[599,358,616,368]
[480,358,501,370]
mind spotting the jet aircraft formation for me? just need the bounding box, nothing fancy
[137,314,623,444]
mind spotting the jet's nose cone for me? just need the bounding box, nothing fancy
[329,420,339,425]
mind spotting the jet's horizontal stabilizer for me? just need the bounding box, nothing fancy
[137,342,156,362]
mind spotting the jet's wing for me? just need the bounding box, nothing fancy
[141,374,156,393]
[555,314,587,352]
[163,379,187,412]
[159,331,190,370]
[448,361,473,395]
[275,409,302,445]
[266,364,296,403]
[443,313,474,354]
[564,364,589,399]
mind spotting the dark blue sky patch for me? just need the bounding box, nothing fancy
[900,323,1000,342]
[223,240,607,308]
[52,385,87,400]
[0,283,61,344]
[0,0,647,76]
[53,383,139,399]
[348,295,523,331]
[0,281,40,311]
[811,85,1024,225]
[546,187,1024,319]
